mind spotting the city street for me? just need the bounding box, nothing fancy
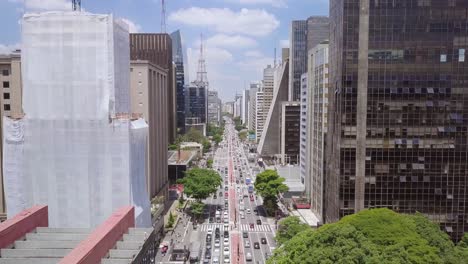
[196,118,276,264]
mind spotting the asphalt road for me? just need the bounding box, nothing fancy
[193,119,276,264]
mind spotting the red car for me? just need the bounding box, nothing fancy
[250,223,254,229]
[225,192,228,197]
[250,195,254,201]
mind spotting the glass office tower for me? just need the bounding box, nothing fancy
[327,0,468,241]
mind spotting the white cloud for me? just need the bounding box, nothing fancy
[0,44,21,55]
[238,55,274,74]
[202,34,257,49]
[244,50,263,58]
[280,39,289,48]
[121,18,142,33]
[187,46,233,83]
[226,0,287,8]
[9,0,70,11]
[169,7,279,37]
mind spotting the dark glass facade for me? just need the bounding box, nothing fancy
[170,30,186,134]
[327,0,468,241]
[185,85,207,124]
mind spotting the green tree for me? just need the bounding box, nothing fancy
[276,216,310,245]
[254,170,288,215]
[268,208,462,264]
[190,201,205,219]
[185,128,204,143]
[202,139,212,152]
[207,158,213,168]
[177,168,222,201]
[166,211,175,228]
[239,131,247,141]
[213,134,223,145]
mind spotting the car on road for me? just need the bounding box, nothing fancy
[206,234,212,242]
[224,230,229,237]
[206,243,212,250]
[213,256,220,264]
[219,191,223,196]
[246,252,253,262]
[249,223,254,229]
[223,246,230,255]
[224,186,228,191]
[224,224,229,230]
[215,227,220,235]
[205,250,211,259]
[242,231,248,238]
[223,238,229,246]
[256,219,262,225]
[247,209,251,214]
[223,218,228,223]
[214,240,220,248]
[261,238,267,244]
[209,217,214,223]
[254,242,260,249]
[225,192,228,197]
[240,213,245,219]
[207,228,213,234]
[224,254,231,263]
[224,211,228,216]
[244,240,250,248]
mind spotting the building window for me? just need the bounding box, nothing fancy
[459,49,465,62]
[3,93,10,99]
[440,54,447,62]
[4,104,10,111]
[2,70,8,76]
[3,81,9,88]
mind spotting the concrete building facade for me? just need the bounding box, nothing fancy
[327,0,468,241]
[130,33,176,144]
[130,60,169,201]
[256,65,275,142]
[307,42,329,222]
[248,83,259,133]
[207,89,221,126]
[300,73,308,187]
[241,89,250,126]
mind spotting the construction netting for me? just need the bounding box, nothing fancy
[2,12,151,228]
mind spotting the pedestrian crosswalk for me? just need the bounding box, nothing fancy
[239,224,271,232]
[199,223,272,233]
[199,224,229,232]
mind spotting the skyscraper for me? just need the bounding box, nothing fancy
[288,17,329,101]
[207,89,221,126]
[130,33,176,143]
[306,41,329,222]
[171,30,187,134]
[248,82,260,133]
[327,0,468,241]
[242,89,250,126]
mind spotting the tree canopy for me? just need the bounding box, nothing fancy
[254,169,288,215]
[177,168,222,201]
[268,208,468,264]
[276,216,310,245]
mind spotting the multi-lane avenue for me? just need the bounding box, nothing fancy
[198,118,276,264]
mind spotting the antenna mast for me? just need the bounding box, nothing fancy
[161,0,166,33]
[72,0,81,11]
[196,33,208,87]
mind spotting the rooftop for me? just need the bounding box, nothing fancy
[168,150,197,165]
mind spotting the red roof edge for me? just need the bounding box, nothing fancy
[0,205,49,249]
[60,206,135,264]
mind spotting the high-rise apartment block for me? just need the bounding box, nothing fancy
[306,42,329,222]
[248,82,260,133]
[281,101,301,164]
[130,60,169,201]
[327,0,468,241]
[171,30,187,134]
[130,33,176,144]
[207,89,221,126]
[242,89,250,126]
[300,73,308,187]
[256,65,275,141]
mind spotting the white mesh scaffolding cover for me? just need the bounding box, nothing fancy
[2,12,150,228]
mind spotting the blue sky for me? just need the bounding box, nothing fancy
[0,0,329,101]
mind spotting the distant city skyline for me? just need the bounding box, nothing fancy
[0,0,329,101]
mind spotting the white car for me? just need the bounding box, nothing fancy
[240,214,245,219]
[207,228,213,234]
[224,224,229,230]
[223,238,229,246]
[244,240,250,248]
[212,256,220,264]
[223,246,230,256]
[224,211,228,216]
[246,209,251,214]
[215,241,220,248]
[224,254,231,263]
[224,218,229,223]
